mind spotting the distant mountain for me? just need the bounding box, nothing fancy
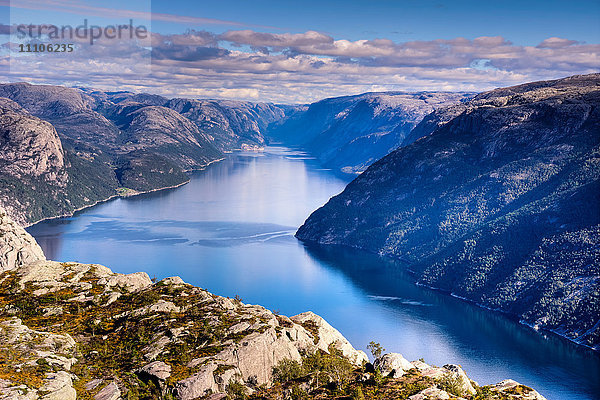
[107,102,223,170]
[268,92,472,174]
[166,98,286,151]
[297,74,600,349]
[0,83,288,225]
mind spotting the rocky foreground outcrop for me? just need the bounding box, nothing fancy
[0,207,546,399]
[0,207,44,273]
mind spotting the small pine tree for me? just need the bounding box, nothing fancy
[367,341,385,359]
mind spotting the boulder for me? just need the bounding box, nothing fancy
[97,271,152,292]
[491,379,547,400]
[175,363,220,400]
[291,311,368,365]
[94,382,121,400]
[139,360,172,393]
[374,353,414,378]
[0,206,45,272]
[442,364,476,395]
[129,299,181,317]
[39,371,76,400]
[160,276,187,286]
[140,360,172,381]
[215,329,302,386]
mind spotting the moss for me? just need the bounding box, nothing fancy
[297,320,320,344]
[505,384,534,395]
[226,380,248,399]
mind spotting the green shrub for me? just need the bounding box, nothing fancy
[226,380,247,400]
[272,359,305,383]
[437,373,465,397]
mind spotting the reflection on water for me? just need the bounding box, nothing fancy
[27,147,600,400]
[302,244,600,400]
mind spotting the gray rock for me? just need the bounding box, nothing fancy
[94,382,121,400]
[0,379,39,400]
[39,372,76,400]
[175,363,220,400]
[139,360,172,392]
[443,364,476,395]
[205,394,227,400]
[291,311,368,365]
[409,387,451,400]
[97,271,152,293]
[491,379,547,400]
[215,329,301,387]
[140,361,172,381]
[160,276,187,286]
[228,321,251,334]
[374,353,414,378]
[85,379,103,391]
[0,206,45,272]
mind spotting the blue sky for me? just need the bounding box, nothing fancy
[1,0,599,103]
[151,0,600,45]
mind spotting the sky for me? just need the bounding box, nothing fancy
[1,0,599,103]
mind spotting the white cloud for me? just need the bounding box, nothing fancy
[2,27,598,103]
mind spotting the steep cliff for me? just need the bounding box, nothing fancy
[0,99,119,226]
[297,74,600,349]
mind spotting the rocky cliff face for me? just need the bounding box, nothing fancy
[0,207,45,272]
[297,74,600,349]
[166,98,286,151]
[268,92,472,174]
[0,207,546,399]
[0,99,65,180]
[0,83,288,225]
[0,99,119,226]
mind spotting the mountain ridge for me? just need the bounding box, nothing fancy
[0,82,289,226]
[296,73,600,350]
[267,91,473,174]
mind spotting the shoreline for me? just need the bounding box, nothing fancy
[299,239,599,354]
[415,274,599,353]
[25,180,190,228]
[25,157,228,229]
[24,149,597,354]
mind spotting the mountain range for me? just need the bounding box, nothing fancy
[0,83,289,226]
[267,92,472,174]
[296,74,600,350]
[1,75,598,353]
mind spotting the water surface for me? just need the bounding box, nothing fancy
[28,147,600,400]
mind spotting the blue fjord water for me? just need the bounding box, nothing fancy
[28,147,600,400]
